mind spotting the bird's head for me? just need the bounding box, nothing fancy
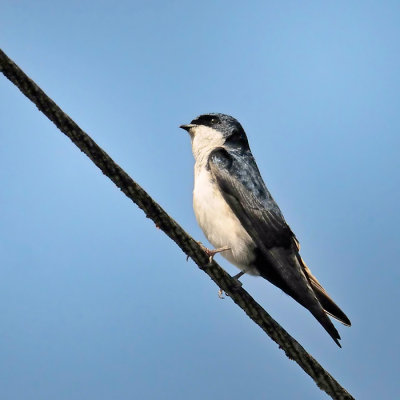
[180,113,249,160]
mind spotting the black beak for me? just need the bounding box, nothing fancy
[179,124,196,132]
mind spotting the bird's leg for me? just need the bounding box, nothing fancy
[232,270,245,281]
[197,241,231,264]
[196,241,239,298]
[219,270,245,299]
[229,270,244,292]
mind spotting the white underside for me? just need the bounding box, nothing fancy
[193,164,259,275]
[190,124,259,275]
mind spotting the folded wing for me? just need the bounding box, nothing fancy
[208,147,346,346]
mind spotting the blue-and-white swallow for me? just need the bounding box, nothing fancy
[180,113,351,347]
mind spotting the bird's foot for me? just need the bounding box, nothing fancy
[197,242,231,264]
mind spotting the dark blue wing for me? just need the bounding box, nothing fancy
[208,147,343,346]
[208,147,295,249]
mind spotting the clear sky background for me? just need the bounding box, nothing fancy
[1,1,399,399]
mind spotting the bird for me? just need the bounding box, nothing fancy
[180,113,351,347]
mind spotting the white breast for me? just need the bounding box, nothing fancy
[193,165,259,275]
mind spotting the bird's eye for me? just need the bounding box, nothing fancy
[191,115,219,126]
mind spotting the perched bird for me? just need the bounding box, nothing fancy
[180,113,351,347]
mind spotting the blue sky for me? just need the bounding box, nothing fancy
[1,1,399,399]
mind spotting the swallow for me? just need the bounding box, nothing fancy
[180,113,351,346]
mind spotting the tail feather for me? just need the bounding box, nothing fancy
[263,247,343,347]
[300,260,351,327]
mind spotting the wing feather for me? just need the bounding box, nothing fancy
[208,148,343,345]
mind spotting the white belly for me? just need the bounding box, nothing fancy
[193,167,259,275]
